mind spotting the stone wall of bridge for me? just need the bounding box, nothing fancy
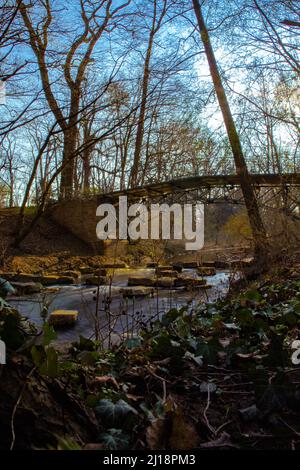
[50,197,128,256]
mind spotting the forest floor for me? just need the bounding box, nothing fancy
[1,262,300,450]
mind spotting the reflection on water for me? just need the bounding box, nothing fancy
[9,268,232,343]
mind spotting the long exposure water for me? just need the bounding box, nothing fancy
[9,268,232,343]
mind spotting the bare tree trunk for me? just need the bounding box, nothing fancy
[83,150,92,193]
[20,0,131,198]
[130,0,167,188]
[60,128,77,198]
[192,0,268,259]
[130,35,153,187]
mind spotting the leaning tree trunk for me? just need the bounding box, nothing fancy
[130,33,154,188]
[192,0,268,260]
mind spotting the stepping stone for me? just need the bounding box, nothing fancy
[146,262,158,268]
[41,275,76,285]
[102,263,127,269]
[85,275,107,286]
[1,272,42,283]
[120,286,155,298]
[171,263,183,273]
[174,277,207,288]
[155,268,178,278]
[214,260,230,269]
[156,265,173,271]
[49,310,78,327]
[78,266,95,274]
[11,282,42,295]
[202,261,215,268]
[182,262,199,269]
[197,267,216,276]
[128,277,155,287]
[61,270,81,280]
[230,257,254,268]
[155,277,175,288]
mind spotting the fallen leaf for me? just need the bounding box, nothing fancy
[94,375,119,389]
[169,413,199,450]
[146,418,167,450]
[146,406,198,450]
[84,443,104,450]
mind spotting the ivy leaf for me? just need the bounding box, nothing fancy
[161,308,181,326]
[45,346,59,378]
[243,290,262,303]
[235,308,254,326]
[99,428,129,450]
[96,399,137,426]
[199,381,217,393]
[31,345,46,368]
[42,323,57,346]
[123,336,142,350]
[196,337,222,364]
[184,351,203,366]
[31,345,59,378]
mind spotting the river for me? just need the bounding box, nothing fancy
[10,268,232,344]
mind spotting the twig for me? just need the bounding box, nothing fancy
[10,366,36,450]
[215,420,232,435]
[203,387,216,435]
[279,417,300,438]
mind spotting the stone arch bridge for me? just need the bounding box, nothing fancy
[50,173,300,255]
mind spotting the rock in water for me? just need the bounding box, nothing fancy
[197,267,216,276]
[11,282,42,295]
[155,269,178,278]
[155,277,175,288]
[49,310,78,327]
[182,262,199,269]
[120,286,155,298]
[85,275,107,286]
[41,275,76,286]
[128,277,155,287]
[171,263,183,273]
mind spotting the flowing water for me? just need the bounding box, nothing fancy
[10,268,232,343]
